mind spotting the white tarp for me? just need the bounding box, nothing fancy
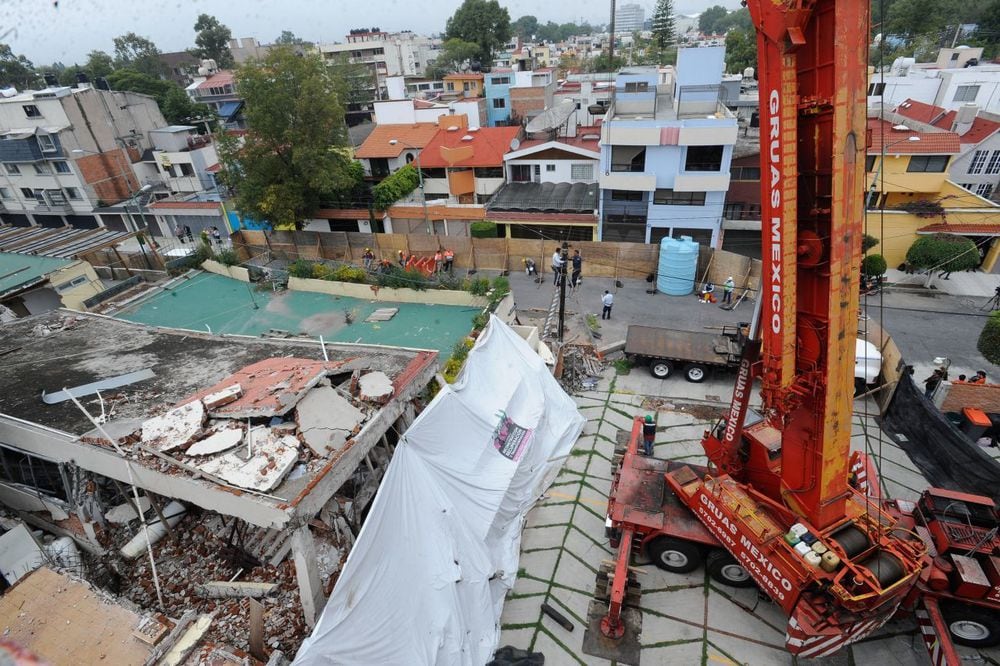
[294,316,585,666]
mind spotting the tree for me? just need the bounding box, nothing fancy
[0,44,37,89]
[445,0,511,66]
[512,15,539,39]
[905,233,979,284]
[192,14,234,69]
[105,69,206,125]
[718,7,752,32]
[275,30,311,47]
[652,0,676,47]
[84,50,115,79]
[861,254,887,277]
[978,311,1000,365]
[113,32,163,77]
[427,38,482,78]
[699,6,729,34]
[725,27,757,74]
[215,46,359,230]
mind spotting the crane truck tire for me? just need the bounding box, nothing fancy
[648,537,702,573]
[650,360,673,379]
[684,363,708,383]
[942,603,1000,648]
[706,549,755,588]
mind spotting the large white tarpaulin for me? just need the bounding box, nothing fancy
[294,317,585,665]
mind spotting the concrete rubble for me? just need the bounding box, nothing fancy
[295,385,365,457]
[140,400,205,452]
[196,580,279,599]
[186,426,244,456]
[358,371,394,404]
[199,432,300,492]
[105,496,152,523]
[202,383,243,411]
[365,307,398,322]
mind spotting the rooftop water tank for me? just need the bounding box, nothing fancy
[657,235,699,295]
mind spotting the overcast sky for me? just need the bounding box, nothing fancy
[2,0,742,65]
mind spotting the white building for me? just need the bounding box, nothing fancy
[868,48,1000,117]
[615,4,646,34]
[314,30,440,99]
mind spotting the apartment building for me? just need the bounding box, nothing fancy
[315,30,439,100]
[185,70,245,129]
[868,48,1000,116]
[0,83,166,231]
[615,4,646,33]
[597,48,738,246]
[143,125,219,195]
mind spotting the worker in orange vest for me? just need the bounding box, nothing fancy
[443,248,455,275]
[433,249,443,274]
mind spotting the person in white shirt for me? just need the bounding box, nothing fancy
[602,290,614,320]
[551,250,565,285]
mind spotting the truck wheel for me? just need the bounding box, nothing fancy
[650,360,673,379]
[684,364,708,383]
[647,537,702,573]
[706,550,755,588]
[943,603,1000,648]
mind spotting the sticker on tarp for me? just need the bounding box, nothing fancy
[492,410,533,461]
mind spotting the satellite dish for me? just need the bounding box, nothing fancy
[525,100,576,134]
[510,137,520,151]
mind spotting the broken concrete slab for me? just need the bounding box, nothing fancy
[105,496,151,524]
[358,371,394,404]
[196,581,279,599]
[0,524,45,585]
[198,433,299,492]
[186,427,244,456]
[295,386,364,457]
[364,308,398,322]
[141,400,205,452]
[202,384,242,410]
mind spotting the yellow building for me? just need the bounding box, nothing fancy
[866,118,1000,270]
[0,252,103,316]
[443,73,484,98]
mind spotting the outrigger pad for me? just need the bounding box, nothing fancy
[582,599,642,666]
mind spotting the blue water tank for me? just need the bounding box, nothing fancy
[657,235,699,295]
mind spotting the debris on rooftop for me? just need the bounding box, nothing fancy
[141,400,206,452]
[358,371,394,404]
[186,425,244,456]
[365,307,398,322]
[295,385,364,456]
[199,431,300,492]
[558,344,606,393]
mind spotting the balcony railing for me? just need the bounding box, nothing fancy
[611,163,645,172]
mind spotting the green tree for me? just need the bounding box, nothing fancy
[325,55,376,111]
[215,46,358,230]
[512,15,539,39]
[978,310,1000,365]
[718,7,753,32]
[113,32,164,77]
[699,6,729,34]
[861,254,887,277]
[192,14,234,69]
[0,44,38,89]
[725,27,757,74]
[84,50,116,79]
[445,0,512,66]
[905,234,979,275]
[973,0,1000,57]
[427,38,482,78]
[652,0,676,47]
[105,69,206,125]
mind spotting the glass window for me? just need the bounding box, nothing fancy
[65,187,81,200]
[865,155,877,172]
[969,150,988,174]
[46,189,67,205]
[511,164,531,182]
[53,160,71,173]
[492,98,505,109]
[731,166,760,180]
[610,190,643,201]
[976,183,994,198]
[37,134,56,152]
[34,163,50,175]
[653,189,707,205]
[22,104,41,118]
[985,151,1000,175]
[954,85,980,102]
[0,187,10,199]
[5,163,20,175]
[473,166,503,178]
[623,81,648,92]
[685,145,724,172]
[546,164,556,172]
[570,163,593,180]
[867,83,885,96]
[907,155,949,173]
[19,187,33,198]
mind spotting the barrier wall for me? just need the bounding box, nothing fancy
[201,259,251,282]
[287,276,489,307]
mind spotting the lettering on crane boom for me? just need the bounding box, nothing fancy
[695,492,793,602]
[767,89,782,335]
[721,355,752,448]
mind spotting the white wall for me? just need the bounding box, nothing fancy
[19,287,62,315]
[505,158,598,183]
[935,69,1000,115]
[867,74,942,109]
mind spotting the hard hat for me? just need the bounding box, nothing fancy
[727,276,733,281]
[645,415,653,423]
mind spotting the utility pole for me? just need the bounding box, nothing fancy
[608,0,617,67]
[557,241,569,341]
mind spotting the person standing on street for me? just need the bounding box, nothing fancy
[397,250,406,267]
[175,223,186,244]
[642,415,656,456]
[551,249,564,285]
[601,290,614,320]
[211,226,222,245]
[722,276,734,304]
[571,250,582,287]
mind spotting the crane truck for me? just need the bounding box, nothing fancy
[582,0,1000,663]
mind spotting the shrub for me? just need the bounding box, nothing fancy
[894,199,945,218]
[332,265,367,283]
[188,241,213,270]
[861,253,887,277]
[215,248,240,266]
[371,164,421,209]
[613,358,632,375]
[472,310,489,330]
[312,263,333,280]
[470,221,497,238]
[978,311,1000,365]
[375,265,429,290]
[491,275,510,295]
[905,234,979,274]
[452,338,473,362]
[288,259,315,279]
[465,277,491,296]
[861,233,880,254]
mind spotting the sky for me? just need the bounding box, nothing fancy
[1,0,743,66]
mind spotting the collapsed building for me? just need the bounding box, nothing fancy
[0,310,439,660]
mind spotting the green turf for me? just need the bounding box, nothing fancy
[116,272,478,358]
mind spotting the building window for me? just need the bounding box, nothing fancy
[37,134,56,152]
[976,183,994,198]
[546,164,556,172]
[33,163,50,175]
[46,189,67,205]
[19,187,33,198]
[653,189,707,205]
[571,163,593,180]
[52,160,71,174]
[22,104,41,118]
[610,190,643,201]
[5,164,20,176]
[53,275,89,293]
[610,146,645,172]
[447,82,455,91]
[65,187,81,200]
[623,81,648,92]
[953,85,980,102]
[492,98,506,109]
[986,150,1000,175]
[865,155,877,172]
[730,166,760,180]
[969,150,988,174]
[178,163,195,177]
[474,166,503,178]
[421,168,446,179]
[511,164,532,182]
[491,76,510,85]
[867,83,885,96]
[685,145,724,171]
[0,187,10,199]
[907,155,949,172]
[951,52,960,61]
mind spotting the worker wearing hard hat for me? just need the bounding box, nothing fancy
[723,276,735,305]
[642,415,656,456]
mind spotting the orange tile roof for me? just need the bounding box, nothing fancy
[443,73,484,80]
[894,99,1000,145]
[918,223,1000,235]
[355,123,440,159]
[196,71,235,91]
[894,99,947,125]
[418,126,522,168]
[867,118,961,155]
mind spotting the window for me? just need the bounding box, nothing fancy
[907,155,949,172]
[976,183,994,198]
[969,150,988,174]
[37,134,56,152]
[421,167,446,178]
[447,82,455,91]
[546,164,556,172]
[623,81,649,92]
[492,98,506,109]
[610,190,643,201]
[730,166,760,180]
[867,83,885,96]
[463,82,472,91]
[33,163,50,175]
[866,155,877,172]
[19,187,33,198]
[986,151,1000,175]
[22,104,41,118]
[685,145,724,171]
[178,163,195,177]
[46,189,67,205]
[53,275,89,293]
[473,166,503,178]
[5,163,20,175]
[611,146,645,172]
[64,187,81,200]
[571,163,593,180]
[0,187,9,199]
[53,160,70,174]
[491,76,510,85]
[653,189,707,205]
[511,164,532,182]
[953,85,980,102]
[951,52,960,61]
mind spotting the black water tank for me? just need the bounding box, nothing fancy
[95,77,111,91]
[76,72,90,84]
[43,73,58,87]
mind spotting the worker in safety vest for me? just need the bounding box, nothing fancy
[443,249,455,274]
[642,415,656,456]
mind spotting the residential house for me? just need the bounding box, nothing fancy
[893,98,1000,200]
[867,48,1000,116]
[315,30,440,100]
[0,251,102,316]
[141,125,219,197]
[228,37,273,64]
[597,48,738,245]
[373,97,483,129]
[185,70,245,129]
[157,51,200,86]
[510,69,556,126]
[355,122,439,179]
[555,79,614,126]
[442,73,484,100]
[0,83,166,232]
[485,69,514,126]
[406,79,446,98]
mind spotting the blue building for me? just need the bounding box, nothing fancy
[484,69,513,127]
[597,47,738,246]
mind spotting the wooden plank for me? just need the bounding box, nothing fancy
[249,598,266,661]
